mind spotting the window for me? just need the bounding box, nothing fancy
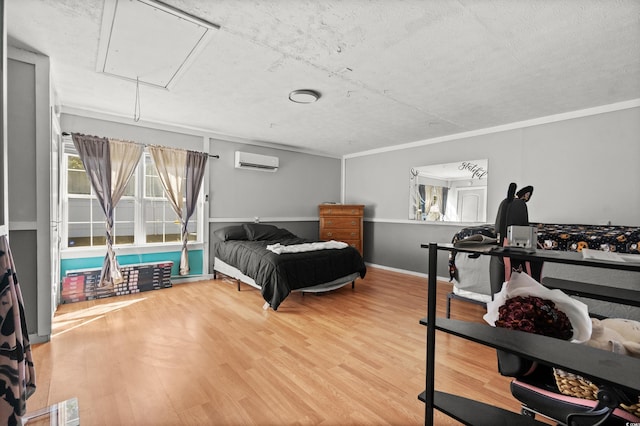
[63,147,200,249]
[143,155,197,244]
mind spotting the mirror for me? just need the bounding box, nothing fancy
[409,159,488,222]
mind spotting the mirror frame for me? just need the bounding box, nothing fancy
[409,159,488,223]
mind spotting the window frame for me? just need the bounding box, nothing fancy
[61,144,203,252]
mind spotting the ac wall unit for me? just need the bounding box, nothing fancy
[234,151,279,172]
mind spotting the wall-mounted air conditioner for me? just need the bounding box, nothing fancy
[234,151,279,172]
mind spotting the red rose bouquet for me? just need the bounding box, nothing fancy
[483,271,591,343]
[495,295,573,340]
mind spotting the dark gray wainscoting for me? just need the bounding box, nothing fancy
[363,221,466,278]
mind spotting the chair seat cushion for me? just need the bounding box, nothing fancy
[511,377,639,425]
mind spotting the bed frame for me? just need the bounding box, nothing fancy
[213,257,360,308]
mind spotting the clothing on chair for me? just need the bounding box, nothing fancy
[490,182,535,295]
[490,182,539,377]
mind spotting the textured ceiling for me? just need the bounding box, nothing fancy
[6,0,640,157]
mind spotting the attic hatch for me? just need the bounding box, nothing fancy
[96,0,219,89]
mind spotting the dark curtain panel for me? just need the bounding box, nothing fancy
[418,184,426,214]
[72,134,116,286]
[182,151,208,274]
[72,134,112,216]
[72,134,143,286]
[442,187,449,216]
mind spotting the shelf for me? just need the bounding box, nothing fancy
[419,242,640,425]
[542,276,640,307]
[418,391,545,425]
[422,243,640,273]
[420,317,640,393]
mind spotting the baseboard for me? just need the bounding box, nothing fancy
[172,274,215,284]
[29,333,50,344]
[365,262,449,282]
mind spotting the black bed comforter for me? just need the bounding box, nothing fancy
[213,237,366,310]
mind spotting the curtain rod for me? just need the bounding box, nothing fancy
[62,132,220,159]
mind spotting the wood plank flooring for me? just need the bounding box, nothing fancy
[26,267,541,425]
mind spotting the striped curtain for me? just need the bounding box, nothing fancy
[72,134,143,286]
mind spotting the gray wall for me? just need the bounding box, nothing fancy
[7,51,52,339]
[7,59,36,222]
[207,138,341,267]
[362,221,456,276]
[7,58,38,333]
[62,114,204,151]
[62,113,342,276]
[62,115,342,224]
[345,106,640,276]
[208,138,341,219]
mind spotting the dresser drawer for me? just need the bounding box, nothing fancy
[344,241,362,253]
[318,204,364,256]
[321,238,361,252]
[320,229,361,241]
[318,205,363,217]
[320,217,361,229]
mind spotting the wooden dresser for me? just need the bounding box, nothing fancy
[318,204,364,255]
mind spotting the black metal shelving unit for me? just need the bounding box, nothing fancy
[419,243,640,425]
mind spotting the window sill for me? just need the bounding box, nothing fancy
[60,241,204,259]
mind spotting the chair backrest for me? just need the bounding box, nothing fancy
[490,183,531,292]
[492,183,536,377]
[496,195,529,246]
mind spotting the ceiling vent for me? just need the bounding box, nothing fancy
[235,151,279,172]
[96,0,219,89]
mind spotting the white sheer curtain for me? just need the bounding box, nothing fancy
[424,185,444,220]
[149,146,207,275]
[72,134,143,286]
[149,147,187,215]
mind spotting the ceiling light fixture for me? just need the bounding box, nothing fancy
[289,90,321,104]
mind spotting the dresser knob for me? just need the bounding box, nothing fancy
[327,232,332,237]
[327,220,333,225]
[351,232,356,236]
[351,221,356,225]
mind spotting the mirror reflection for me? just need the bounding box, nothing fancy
[409,159,488,222]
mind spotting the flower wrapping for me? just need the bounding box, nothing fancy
[495,295,573,340]
[483,271,592,343]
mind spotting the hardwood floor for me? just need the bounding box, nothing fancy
[27,267,535,425]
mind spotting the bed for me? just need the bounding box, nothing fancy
[448,223,640,319]
[212,223,367,310]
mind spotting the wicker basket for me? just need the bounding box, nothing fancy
[553,368,640,418]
